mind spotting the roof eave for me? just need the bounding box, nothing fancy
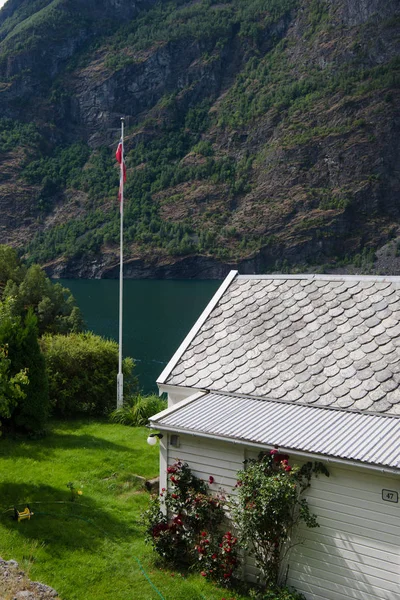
[148,421,400,476]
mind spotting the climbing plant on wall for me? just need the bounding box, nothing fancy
[230,450,329,587]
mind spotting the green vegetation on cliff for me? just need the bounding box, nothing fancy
[0,0,399,275]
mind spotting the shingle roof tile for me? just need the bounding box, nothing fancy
[165,275,400,415]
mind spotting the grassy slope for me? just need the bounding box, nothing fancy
[0,420,249,600]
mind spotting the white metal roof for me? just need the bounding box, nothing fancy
[150,392,400,471]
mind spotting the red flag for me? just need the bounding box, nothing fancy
[116,141,126,182]
[115,141,122,164]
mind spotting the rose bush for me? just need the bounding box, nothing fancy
[230,450,328,587]
[195,530,240,586]
[144,460,231,576]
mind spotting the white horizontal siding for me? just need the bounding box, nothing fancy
[167,433,244,496]
[288,465,400,600]
[164,438,400,600]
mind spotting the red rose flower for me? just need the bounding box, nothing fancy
[209,475,214,484]
[270,449,278,455]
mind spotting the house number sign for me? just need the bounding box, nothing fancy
[382,489,398,503]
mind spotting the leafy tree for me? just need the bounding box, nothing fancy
[0,245,25,289]
[0,344,29,434]
[0,301,49,433]
[0,246,84,335]
[40,332,138,417]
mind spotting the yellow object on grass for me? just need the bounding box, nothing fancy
[13,506,34,522]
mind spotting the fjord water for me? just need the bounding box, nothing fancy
[59,279,220,393]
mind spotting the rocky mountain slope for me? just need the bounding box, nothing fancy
[0,0,399,278]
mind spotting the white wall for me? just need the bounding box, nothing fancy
[158,384,201,407]
[162,433,400,600]
[287,464,400,600]
[165,432,243,495]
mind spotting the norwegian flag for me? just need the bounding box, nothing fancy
[116,140,126,207]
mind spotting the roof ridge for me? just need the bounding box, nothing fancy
[237,273,400,282]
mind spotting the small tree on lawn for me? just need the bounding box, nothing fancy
[0,300,49,433]
[231,450,328,587]
[0,344,29,434]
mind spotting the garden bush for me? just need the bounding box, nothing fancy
[231,450,328,587]
[0,302,49,433]
[40,332,137,416]
[144,461,239,585]
[0,344,29,434]
[249,586,306,600]
[110,393,167,426]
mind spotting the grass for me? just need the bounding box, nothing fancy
[0,419,250,600]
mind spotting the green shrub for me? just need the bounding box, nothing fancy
[110,394,167,426]
[231,451,327,587]
[144,461,231,578]
[0,344,29,434]
[249,586,306,600]
[40,332,137,417]
[0,304,49,433]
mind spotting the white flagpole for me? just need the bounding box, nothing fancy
[117,117,124,408]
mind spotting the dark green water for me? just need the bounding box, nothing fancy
[59,279,220,394]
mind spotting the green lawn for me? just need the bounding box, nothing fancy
[0,420,249,600]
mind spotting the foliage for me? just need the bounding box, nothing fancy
[144,460,235,583]
[249,586,306,600]
[231,451,327,587]
[4,264,84,336]
[109,394,167,426]
[0,117,41,154]
[0,344,28,433]
[0,246,84,336]
[40,332,137,417]
[23,142,90,210]
[0,245,24,287]
[108,0,297,54]
[196,530,240,586]
[0,302,49,433]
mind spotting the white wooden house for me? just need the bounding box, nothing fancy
[150,271,400,600]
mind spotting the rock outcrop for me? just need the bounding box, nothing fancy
[0,557,58,600]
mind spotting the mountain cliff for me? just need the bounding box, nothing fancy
[0,0,399,278]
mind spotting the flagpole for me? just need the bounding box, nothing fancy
[117,117,124,408]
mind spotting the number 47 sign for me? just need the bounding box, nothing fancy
[382,489,398,503]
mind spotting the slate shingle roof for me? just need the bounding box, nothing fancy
[162,274,400,416]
